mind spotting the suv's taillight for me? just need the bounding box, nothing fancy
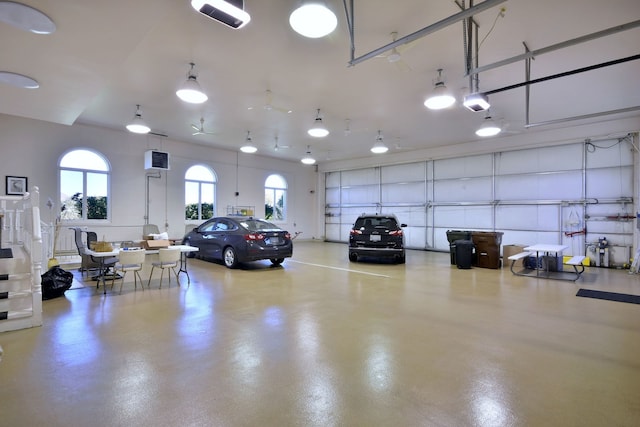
[284,232,291,240]
[244,233,265,241]
[350,229,362,235]
[389,230,403,236]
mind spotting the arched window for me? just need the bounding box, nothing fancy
[265,174,287,221]
[185,165,216,220]
[59,149,110,221]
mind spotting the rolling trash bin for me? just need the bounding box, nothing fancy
[446,230,472,265]
[454,240,474,269]
[471,231,503,269]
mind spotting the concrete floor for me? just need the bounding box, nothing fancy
[1,241,640,426]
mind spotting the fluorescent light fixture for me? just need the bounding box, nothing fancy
[424,68,455,110]
[176,63,208,104]
[240,131,257,153]
[475,115,501,137]
[0,71,39,89]
[126,105,151,134]
[0,1,56,34]
[308,109,329,137]
[289,2,337,38]
[301,146,316,164]
[463,92,490,111]
[191,0,251,29]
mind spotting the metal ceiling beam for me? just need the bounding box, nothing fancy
[525,106,640,129]
[468,19,640,76]
[347,0,507,67]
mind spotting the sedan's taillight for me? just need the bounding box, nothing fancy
[389,230,403,236]
[284,232,291,240]
[244,233,265,241]
[350,229,362,235]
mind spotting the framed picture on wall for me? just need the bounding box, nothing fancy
[6,176,28,195]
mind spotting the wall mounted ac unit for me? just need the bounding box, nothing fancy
[144,150,170,170]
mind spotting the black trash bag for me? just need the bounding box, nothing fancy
[41,266,73,300]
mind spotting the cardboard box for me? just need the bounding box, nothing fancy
[142,239,170,250]
[503,244,528,268]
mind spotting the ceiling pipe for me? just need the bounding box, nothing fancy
[482,54,640,97]
[347,0,507,67]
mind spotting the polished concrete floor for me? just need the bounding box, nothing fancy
[1,241,640,426]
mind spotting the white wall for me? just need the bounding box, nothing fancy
[0,114,318,243]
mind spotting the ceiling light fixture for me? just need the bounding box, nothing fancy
[176,62,208,104]
[475,113,502,137]
[371,131,388,154]
[289,2,337,38]
[126,105,151,134]
[463,92,490,111]
[424,68,456,110]
[308,109,329,137]
[240,131,257,153]
[190,0,251,29]
[301,146,316,165]
[0,1,56,34]
[0,71,39,89]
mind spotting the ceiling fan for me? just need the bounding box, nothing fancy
[375,32,414,71]
[191,117,216,136]
[249,89,292,114]
[273,136,290,151]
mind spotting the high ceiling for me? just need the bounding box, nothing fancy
[1,0,639,164]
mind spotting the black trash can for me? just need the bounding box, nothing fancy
[455,240,475,269]
[446,230,472,265]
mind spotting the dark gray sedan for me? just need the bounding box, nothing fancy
[182,216,293,268]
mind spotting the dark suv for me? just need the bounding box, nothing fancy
[348,214,406,263]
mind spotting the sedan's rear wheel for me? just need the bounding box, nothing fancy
[223,247,239,269]
[270,258,284,266]
[349,252,358,262]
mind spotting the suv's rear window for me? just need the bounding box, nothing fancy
[354,217,399,230]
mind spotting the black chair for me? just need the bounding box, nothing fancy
[70,227,118,283]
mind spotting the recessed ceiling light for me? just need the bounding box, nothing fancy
[0,1,56,34]
[0,71,39,89]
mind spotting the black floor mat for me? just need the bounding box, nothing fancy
[576,288,640,305]
[0,248,13,259]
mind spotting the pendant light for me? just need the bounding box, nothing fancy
[301,146,316,164]
[371,130,388,154]
[0,1,56,34]
[176,62,208,104]
[308,109,329,137]
[424,69,455,110]
[126,104,151,134]
[240,131,257,153]
[0,71,39,89]
[475,113,502,137]
[289,2,337,38]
